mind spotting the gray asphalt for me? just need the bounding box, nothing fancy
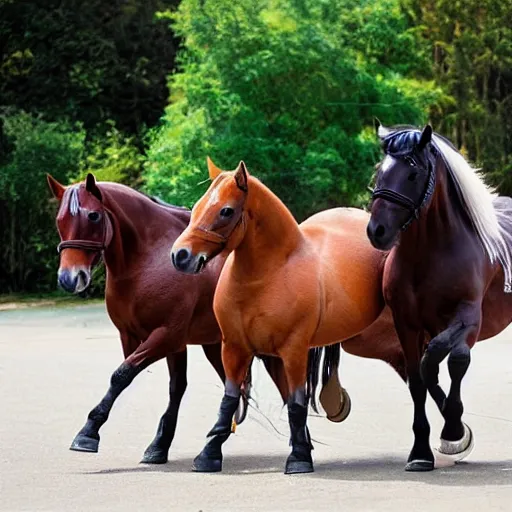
[1,303,512,511]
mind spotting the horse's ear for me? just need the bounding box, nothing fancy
[207,156,223,181]
[374,118,382,137]
[234,161,249,193]
[47,174,65,201]
[85,173,102,201]
[376,120,393,140]
[417,124,433,150]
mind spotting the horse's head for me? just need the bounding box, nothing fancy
[367,123,436,250]
[171,158,249,274]
[48,173,112,293]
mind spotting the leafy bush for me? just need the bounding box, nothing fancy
[76,120,144,186]
[0,110,85,292]
[143,0,444,219]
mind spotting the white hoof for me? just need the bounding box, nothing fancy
[434,423,474,468]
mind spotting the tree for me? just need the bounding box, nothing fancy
[0,111,85,292]
[0,0,180,135]
[144,0,444,219]
[402,0,512,192]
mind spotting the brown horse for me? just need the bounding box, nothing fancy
[47,173,293,464]
[367,123,512,471]
[171,158,405,474]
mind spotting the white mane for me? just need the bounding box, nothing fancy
[432,135,512,292]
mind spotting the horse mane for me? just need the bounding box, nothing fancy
[66,179,190,214]
[379,125,512,292]
[143,192,190,212]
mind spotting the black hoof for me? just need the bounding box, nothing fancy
[285,459,314,475]
[405,459,435,472]
[70,434,99,453]
[192,453,222,473]
[141,448,168,464]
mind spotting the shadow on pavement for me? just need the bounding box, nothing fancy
[83,454,512,485]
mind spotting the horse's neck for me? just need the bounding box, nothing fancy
[400,158,471,256]
[232,178,303,277]
[101,186,188,274]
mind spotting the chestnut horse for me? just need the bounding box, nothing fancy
[171,159,405,474]
[47,173,292,464]
[367,123,512,471]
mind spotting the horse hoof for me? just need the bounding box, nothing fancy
[192,453,222,473]
[435,423,474,464]
[327,388,352,423]
[405,459,435,472]
[285,459,314,475]
[70,434,99,453]
[141,448,168,464]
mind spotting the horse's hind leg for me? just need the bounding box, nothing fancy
[141,349,188,464]
[192,342,252,473]
[70,328,170,454]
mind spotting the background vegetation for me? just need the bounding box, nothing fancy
[1,0,511,294]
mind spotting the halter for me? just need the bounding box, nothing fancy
[372,152,436,231]
[191,211,246,251]
[57,210,113,255]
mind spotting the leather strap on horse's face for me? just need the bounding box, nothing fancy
[191,211,246,254]
[57,210,113,255]
[372,153,436,231]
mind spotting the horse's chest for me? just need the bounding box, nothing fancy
[215,281,299,355]
[385,249,480,330]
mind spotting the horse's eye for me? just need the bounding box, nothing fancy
[408,172,418,182]
[88,211,101,223]
[220,207,234,218]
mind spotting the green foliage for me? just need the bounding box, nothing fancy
[0,0,180,135]
[78,121,144,186]
[402,0,512,193]
[0,109,146,293]
[0,111,85,292]
[144,0,443,218]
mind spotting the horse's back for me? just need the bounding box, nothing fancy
[300,207,386,345]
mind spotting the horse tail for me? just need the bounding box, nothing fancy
[306,343,341,413]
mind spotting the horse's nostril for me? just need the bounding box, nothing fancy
[175,248,190,263]
[375,225,385,238]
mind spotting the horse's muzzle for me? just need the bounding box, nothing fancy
[58,268,91,294]
[171,247,206,274]
[366,219,397,251]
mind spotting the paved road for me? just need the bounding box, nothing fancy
[1,304,512,511]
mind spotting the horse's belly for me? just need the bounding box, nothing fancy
[303,210,385,345]
[480,267,512,341]
[215,263,321,355]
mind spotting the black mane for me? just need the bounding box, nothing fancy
[379,124,457,159]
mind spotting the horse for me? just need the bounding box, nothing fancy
[170,158,406,474]
[366,123,512,471]
[47,173,294,464]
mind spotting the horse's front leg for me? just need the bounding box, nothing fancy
[70,327,170,454]
[279,344,313,475]
[141,349,188,464]
[421,302,479,461]
[192,341,252,473]
[201,342,252,426]
[393,320,434,471]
